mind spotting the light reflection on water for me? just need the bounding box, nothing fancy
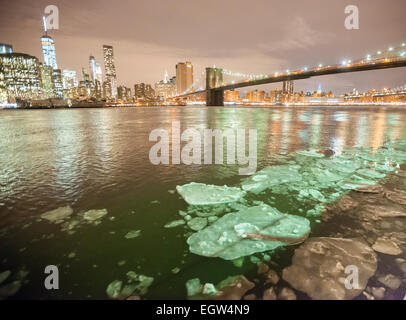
[0,105,406,299]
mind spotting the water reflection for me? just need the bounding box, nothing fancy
[0,106,406,223]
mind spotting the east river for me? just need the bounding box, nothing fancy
[0,106,405,300]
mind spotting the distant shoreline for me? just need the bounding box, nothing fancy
[2,104,406,111]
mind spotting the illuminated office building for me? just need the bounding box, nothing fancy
[134,83,146,99]
[155,71,176,99]
[224,90,239,102]
[176,61,193,95]
[89,55,97,84]
[52,69,64,98]
[117,86,132,101]
[40,16,58,70]
[41,36,58,70]
[103,45,117,98]
[95,62,103,84]
[0,53,42,101]
[40,64,55,99]
[62,70,78,89]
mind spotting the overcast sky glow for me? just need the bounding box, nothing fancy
[0,0,405,94]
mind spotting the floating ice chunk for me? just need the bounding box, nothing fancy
[41,206,73,223]
[187,204,310,260]
[0,270,11,285]
[164,220,185,228]
[171,267,180,274]
[83,209,108,221]
[242,165,301,194]
[106,280,124,299]
[186,278,203,297]
[295,150,325,158]
[202,283,218,296]
[0,280,21,298]
[187,218,208,231]
[357,169,386,179]
[125,230,142,239]
[176,183,246,206]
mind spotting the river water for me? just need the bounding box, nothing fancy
[0,106,405,300]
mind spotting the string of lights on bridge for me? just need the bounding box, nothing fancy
[178,42,406,97]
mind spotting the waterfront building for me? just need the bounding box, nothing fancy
[224,90,239,102]
[89,55,97,84]
[145,84,155,100]
[0,53,42,101]
[40,64,55,99]
[82,68,90,82]
[95,62,103,84]
[103,45,117,98]
[134,83,146,99]
[246,90,267,102]
[52,69,64,98]
[117,85,132,101]
[176,61,193,95]
[62,70,78,90]
[155,71,176,99]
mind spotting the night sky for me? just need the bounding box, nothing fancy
[0,0,405,94]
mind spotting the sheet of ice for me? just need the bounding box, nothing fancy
[125,230,142,239]
[164,220,185,228]
[187,204,310,260]
[83,209,108,221]
[40,206,73,223]
[176,183,246,206]
[241,165,301,194]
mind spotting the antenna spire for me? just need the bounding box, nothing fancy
[42,16,47,35]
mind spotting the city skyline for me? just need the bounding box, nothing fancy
[1,0,405,94]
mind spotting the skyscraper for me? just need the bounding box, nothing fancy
[40,64,55,99]
[41,16,58,70]
[95,62,103,84]
[62,70,78,90]
[103,45,117,98]
[176,61,193,95]
[0,53,42,101]
[89,55,97,84]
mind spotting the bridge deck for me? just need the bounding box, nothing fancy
[177,58,406,98]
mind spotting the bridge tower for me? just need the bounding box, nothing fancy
[206,67,224,106]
